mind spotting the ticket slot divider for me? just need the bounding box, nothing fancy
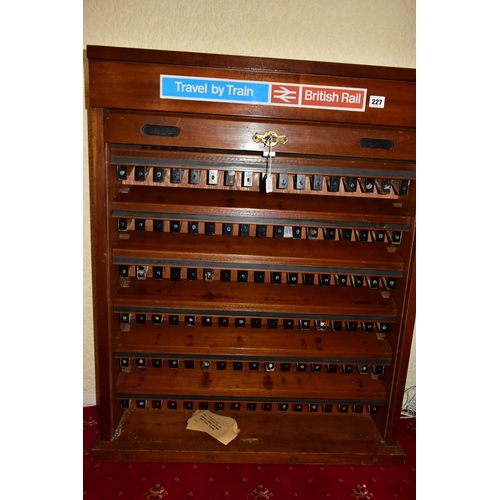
[117,267,399,289]
[114,215,409,234]
[117,313,393,337]
[116,356,388,380]
[113,160,415,184]
[116,354,391,368]
[115,217,408,244]
[113,162,411,199]
[114,216,407,244]
[110,146,415,200]
[117,399,382,416]
[116,259,401,277]
[117,310,396,328]
[114,158,410,178]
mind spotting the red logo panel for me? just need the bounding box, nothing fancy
[301,85,366,110]
[270,84,300,105]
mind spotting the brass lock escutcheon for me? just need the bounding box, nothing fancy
[252,130,289,147]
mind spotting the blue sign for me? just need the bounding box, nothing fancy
[160,75,270,104]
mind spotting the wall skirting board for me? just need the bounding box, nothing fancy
[84,396,97,407]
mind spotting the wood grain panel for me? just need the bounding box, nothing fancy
[104,111,415,160]
[115,328,392,363]
[113,279,397,321]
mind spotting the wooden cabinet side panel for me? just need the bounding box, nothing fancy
[382,236,416,445]
[88,107,119,440]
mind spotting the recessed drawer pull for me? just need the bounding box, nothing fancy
[141,124,180,137]
[359,138,395,150]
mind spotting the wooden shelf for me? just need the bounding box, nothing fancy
[115,327,392,363]
[91,411,405,464]
[113,232,405,276]
[111,186,411,230]
[115,366,386,403]
[113,279,398,322]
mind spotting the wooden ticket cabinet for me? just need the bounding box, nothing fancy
[86,45,416,464]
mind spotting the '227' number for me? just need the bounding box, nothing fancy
[369,96,385,108]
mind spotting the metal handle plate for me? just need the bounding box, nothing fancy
[252,130,289,147]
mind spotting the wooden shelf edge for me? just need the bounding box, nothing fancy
[91,438,406,465]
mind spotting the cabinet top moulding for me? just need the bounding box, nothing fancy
[86,45,415,82]
[86,46,415,128]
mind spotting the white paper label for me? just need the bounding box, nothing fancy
[265,174,273,193]
[369,96,386,108]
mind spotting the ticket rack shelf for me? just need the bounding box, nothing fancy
[115,328,393,362]
[91,412,405,464]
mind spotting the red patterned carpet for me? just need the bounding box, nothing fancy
[84,406,416,499]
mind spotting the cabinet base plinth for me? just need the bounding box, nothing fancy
[91,411,406,465]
